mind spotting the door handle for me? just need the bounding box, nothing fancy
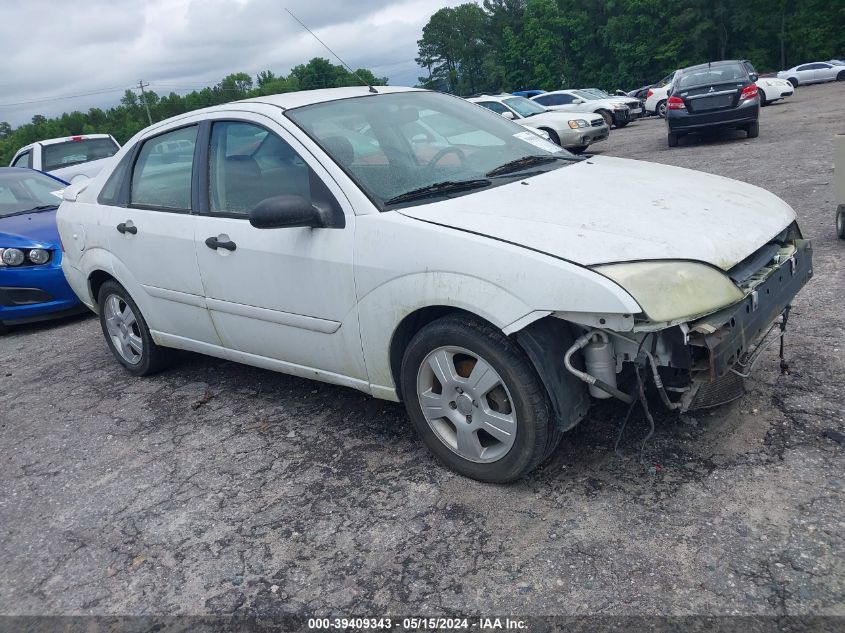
[205,236,237,251]
[116,222,137,235]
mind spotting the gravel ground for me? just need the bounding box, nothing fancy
[1,82,843,621]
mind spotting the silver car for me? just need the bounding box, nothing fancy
[777,61,845,87]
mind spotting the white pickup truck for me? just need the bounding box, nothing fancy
[9,134,120,183]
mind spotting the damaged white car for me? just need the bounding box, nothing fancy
[57,87,813,482]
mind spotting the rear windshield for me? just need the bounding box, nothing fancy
[676,64,747,89]
[42,137,119,171]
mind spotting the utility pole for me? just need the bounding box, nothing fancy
[136,80,152,125]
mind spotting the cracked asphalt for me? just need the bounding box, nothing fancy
[1,82,843,620]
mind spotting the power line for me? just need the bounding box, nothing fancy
[0,86,131,108]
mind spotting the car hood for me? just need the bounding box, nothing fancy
[0,208,60,248]
[397,156,796,270]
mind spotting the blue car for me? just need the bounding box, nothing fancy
[0,167,84,333]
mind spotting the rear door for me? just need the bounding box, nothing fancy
[814,63,835,82]
[103,120,220,346]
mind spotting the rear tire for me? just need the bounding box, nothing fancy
[759,88,769,106]
[667,132,679,147]
[656,100,667,118]
[837,205,845,240]
[746,121,759,138]
[0,322,8,336]
[400,314,554,483]
[97,281,174,376]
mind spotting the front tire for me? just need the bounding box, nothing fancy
[97,281,174,376]
[569,145,589,154]
[837,70,845,82]
[837,205,845,240]
[746,121,759,138]
[788,77,799,88]
[400,315,554,483]
[540,128,560,146]
[597,110,613,127]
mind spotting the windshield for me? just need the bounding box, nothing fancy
[286,91,572,209]
[501,97,547,117]
[584,88,611,98]
[42,137,119,172]
[572,90,601,101]
[677,64,747,88]
[0,170,63,218]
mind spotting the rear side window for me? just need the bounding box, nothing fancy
[130,126,198,211]
[42,137,119,172]
[98,150,135,206]
[12,152,31,169]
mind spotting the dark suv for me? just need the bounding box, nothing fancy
[665,60,760,147]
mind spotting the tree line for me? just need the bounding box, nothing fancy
[0,58,386,165]
[415,0,845,95]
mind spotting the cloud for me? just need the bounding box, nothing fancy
[0,0,460,127]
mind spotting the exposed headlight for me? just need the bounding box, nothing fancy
[28,249,50,265]
[1,248,25,266]
[568,119,588,129]
[593,261,744,322]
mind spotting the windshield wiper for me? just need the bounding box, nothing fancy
[4,204,57,217]
[384,179,492,206]
[485,154,582,177]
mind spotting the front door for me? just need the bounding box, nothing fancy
[192,116,366,384]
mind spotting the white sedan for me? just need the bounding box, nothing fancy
[777,61,845,86]
[756,77,794,105]
[57,86,812,482]
[466,94,608,152]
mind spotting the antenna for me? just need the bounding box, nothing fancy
[284,8,378,94]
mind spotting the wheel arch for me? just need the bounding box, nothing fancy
[388,307,591,433]
[88,269,117,309]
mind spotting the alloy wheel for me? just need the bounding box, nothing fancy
[103,293,143,364]
[416,346,517,463]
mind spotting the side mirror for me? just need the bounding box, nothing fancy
[749,73,759,82]
[249,195,328,229]
[500,111,515,120]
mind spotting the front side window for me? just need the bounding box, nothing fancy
[287,91,574,209]
[42,137,119,172]
[208,121,311,216]
[130,126,197,211]
[12,152,31,169]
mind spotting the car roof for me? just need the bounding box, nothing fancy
[238,85,423,110]
[677,60,747,74]
[466,94,516,103]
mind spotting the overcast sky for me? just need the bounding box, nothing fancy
[0,0,460,127]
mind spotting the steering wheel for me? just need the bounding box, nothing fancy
[425,146,468,172]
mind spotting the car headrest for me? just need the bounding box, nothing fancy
[321,135,355,167]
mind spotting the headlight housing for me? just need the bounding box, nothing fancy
[0,247,51,267]
[593,261,745,323]
[568,119,588,129]
[28,248,50,264]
